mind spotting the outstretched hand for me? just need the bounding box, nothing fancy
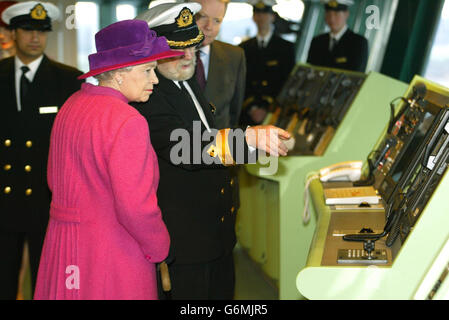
[245,125,291,157]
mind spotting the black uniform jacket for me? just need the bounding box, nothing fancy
[240,34,295,101]
[307,28,369,72]
[132,72,253,265]
[0,55,83,232]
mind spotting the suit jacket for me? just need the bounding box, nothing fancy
[0,55,83,232]
[132,72,249,265]
[307,29,368,72]
[240,34,295,101]
[203,40,246,130]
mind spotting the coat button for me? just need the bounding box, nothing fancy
[24,165,32,172]
[221,216,224,222]
[25,188,32,196]
[220,188,225,195]
[231,207,235,214]
[4,139,11,147]
[4,164,12,171]
[230,179,234,187]
[4,186,12,194]
[26,141,33,148]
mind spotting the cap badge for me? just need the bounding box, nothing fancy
[30,3,47,20]
[255,1,266,9]
[328,1,339,8]
[176,8,193,28]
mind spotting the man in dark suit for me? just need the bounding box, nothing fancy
[134,2,290,300]
[0,1,83,299]
[307,0,368,72]
[239,0,296,126]
[190,0,246,130]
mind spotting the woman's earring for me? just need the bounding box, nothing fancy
[118,79,123,85]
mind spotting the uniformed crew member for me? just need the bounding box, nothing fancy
[307,0,368,72]
[133,2,290,300]
[0,1,17,59]
[0,1,83,299]
[239,0,295,126]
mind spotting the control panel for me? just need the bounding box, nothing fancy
[341,106,449,263]
[296,77,449,300]
[268,65,365,155]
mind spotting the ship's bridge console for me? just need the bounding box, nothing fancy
[236,64,408,299]
[296,76,449,299]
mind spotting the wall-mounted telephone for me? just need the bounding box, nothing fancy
[319,160,363,182]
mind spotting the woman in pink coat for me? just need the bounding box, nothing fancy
[34,20,183,300]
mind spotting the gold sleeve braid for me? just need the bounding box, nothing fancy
[207,129,236,166]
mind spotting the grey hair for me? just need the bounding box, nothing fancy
[94,66,133,82]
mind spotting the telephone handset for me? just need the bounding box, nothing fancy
[319,160,363,182]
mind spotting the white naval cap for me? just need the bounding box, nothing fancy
[322,0,354,11]
[135,2,204,49]
[2,1,60,31]
[248,0,277,12]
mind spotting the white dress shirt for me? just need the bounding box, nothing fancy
[329,25,348,50]
[256,25,274,48]
[15,55,44,112]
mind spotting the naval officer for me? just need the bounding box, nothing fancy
[239,0,295,126]
[307,0,369,72]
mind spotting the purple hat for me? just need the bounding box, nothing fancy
[79,19,183,79]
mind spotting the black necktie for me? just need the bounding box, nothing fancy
[179,81,195,106]
[195,50,206,91]
[20,66,30,106]
[259,40,265,49]
[179,81,209,129]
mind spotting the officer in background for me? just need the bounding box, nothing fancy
[307,0,368,72]
[0,1,17,59]
[0,1,83,299]
[239,0,295,126]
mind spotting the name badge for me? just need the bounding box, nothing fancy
[266,60,279,67]
[336,57,347,64]
[39,106,59,114]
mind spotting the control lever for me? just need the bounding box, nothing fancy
[343,232,386,261]
[356,228,377,259]
[363,240,376,260]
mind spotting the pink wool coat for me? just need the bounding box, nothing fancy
[34,83,169,300]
